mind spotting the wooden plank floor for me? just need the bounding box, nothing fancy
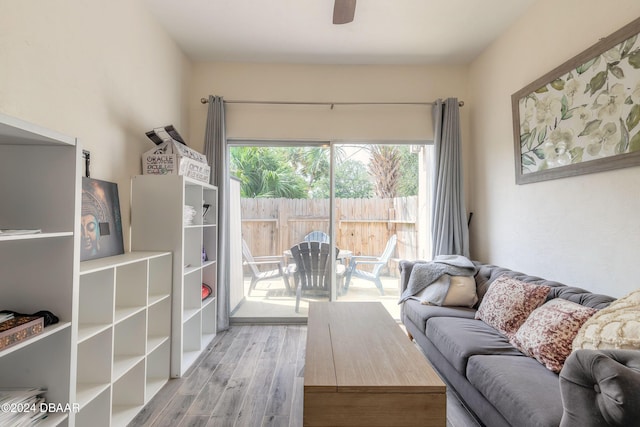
[129,325,481,427]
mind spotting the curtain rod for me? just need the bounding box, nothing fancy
[200,98,464,108]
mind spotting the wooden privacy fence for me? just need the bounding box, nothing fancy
[240,197,419,276]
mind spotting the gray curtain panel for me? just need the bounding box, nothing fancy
[431,98,470,258]
[204,95,230,331]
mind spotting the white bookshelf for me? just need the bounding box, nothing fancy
[0,112,80,427]
[77,251,172,427]
[131,174,218,377]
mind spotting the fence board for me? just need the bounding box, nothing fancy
[240,197,418,277]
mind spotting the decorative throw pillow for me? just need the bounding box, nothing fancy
[441,275,478,307]
[510,299,597,373]
[573,289,640,351]
[415,275,478,307]
[475,275,550,339]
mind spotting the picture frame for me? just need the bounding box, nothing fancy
[80,177,124,261]
[512,17,640,184]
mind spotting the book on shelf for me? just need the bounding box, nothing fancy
[0,312,14,323]
[0,388,48,426]
[0,229,42,236]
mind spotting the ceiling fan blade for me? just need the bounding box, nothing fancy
[333,0,356,24]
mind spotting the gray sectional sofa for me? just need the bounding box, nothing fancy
[399,260,640,427]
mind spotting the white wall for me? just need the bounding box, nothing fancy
[469,0,640,297]
[0,0,191,246]
[188,62,469,145]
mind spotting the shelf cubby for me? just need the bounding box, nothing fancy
[113,311,146,382]
[76,329,113,406]
[146,340,171,399]
[183,226,203,270]
[184,271,204,316]
[75,388,111,427]
[78,268,114,343]
[0,236,75,321]
[182,312,202,357]
[148,254,172,302]
[115,261,147,311]
[202,299,217,347]
[112,360,145,426]
[202,263,217,299]
[147,297,171,353]
[0,326,72,408]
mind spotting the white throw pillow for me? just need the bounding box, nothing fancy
[415,275,478,307]
[441,275,478,307]
[573,289,640,351]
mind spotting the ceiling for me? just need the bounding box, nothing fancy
[144,0,536,65]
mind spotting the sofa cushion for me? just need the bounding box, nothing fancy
[467,354,563,427]
[573,289,640,351]
[475,275,550,339]
[510,299,597,373]
[403,299,475,333]
[426,317,525,375]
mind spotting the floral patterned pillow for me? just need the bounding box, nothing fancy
[510,299,597,373]
[475,275,550,339]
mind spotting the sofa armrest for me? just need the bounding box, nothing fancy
[398,260,421,293]
[400,259,452,294]
[560,349,640,427]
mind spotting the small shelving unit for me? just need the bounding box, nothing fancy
[131,174,218,377]
[76,251,172,427]
[0,113,80,427]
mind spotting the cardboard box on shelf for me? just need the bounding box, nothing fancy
[142,139,210,184]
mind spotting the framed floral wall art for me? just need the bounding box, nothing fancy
[512,17,640,184]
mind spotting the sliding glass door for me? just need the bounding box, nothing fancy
[229,140,430,322]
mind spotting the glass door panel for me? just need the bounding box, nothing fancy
[229,143,332,321]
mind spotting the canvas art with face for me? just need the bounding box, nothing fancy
[81,177,124,261]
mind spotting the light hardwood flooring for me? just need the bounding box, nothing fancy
[129,325,481,427]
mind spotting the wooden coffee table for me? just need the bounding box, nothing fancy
[304,302,446,427]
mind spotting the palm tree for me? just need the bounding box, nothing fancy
[285,146,345,198]
[368,145,401,198]
[287,147,330,191]
[230,147,307,198]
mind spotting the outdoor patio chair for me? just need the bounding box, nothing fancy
[289,241,345,313]
[242,239,291,296]
[303,230,330,243]
[344,234,397,296]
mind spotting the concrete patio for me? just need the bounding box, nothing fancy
[230,274,401,322]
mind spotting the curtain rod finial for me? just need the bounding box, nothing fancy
[459,100,464,107]
[200,97,208,104]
